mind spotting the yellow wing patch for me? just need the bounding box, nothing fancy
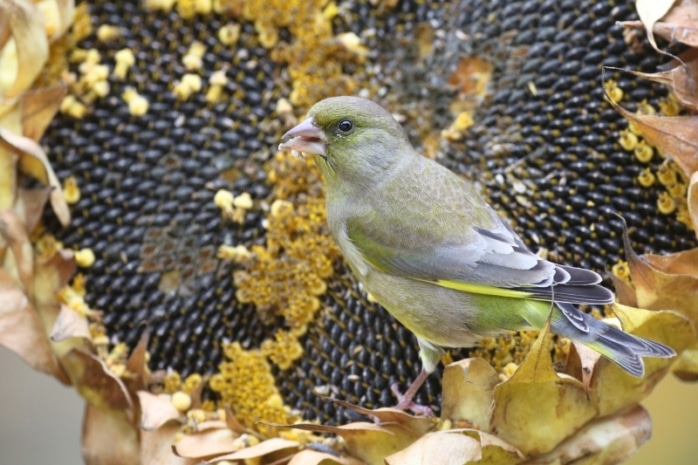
[420,278,534,300]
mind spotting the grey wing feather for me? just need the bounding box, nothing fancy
[349,154,612,305]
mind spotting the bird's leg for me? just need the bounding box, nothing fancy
[390,369,433,416]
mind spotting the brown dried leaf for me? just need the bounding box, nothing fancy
[50,304,91,341]
[591,304,694,417]
[690,171,698,238]
[672,341,698,381]
[0,0,49,97]
[522,405,651,465]
[440,357,499,431]
[466,429,523,465]
[288,449,365,465]
[287,421,419,465]
[174,427,240,459]
[208,437,299,462]
[607,99,698,178]
[634,0,679,53]
[45,0,76,41]
[141,421,197,465]
[653,0,698,47]
[137,391,182,431]
[0,268,62,376]
[491,321,594,456]
[386,429,522,465]
[62,348,134,413]
[625,240,698,322]
[33,248,75,310]
[19,83,67,141]
[15,185,52,233]
[566,341,603,392]
[82,403,139,465]
[0,208,33,294]
[224,407,253,435]
[618,51,698,111]
[0,137,18,208]
[330,399,435,436]
[0,128,70,225]
[124,330,149,390]
[385,431,481,465]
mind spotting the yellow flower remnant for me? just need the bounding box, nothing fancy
[472,329,569,377]
[217,244,253,264]
[173,73,203,101]
[238,0,368,109]
[114,48,136,80]
[183,41,206,71]
[234,195,336,327]
[612,260,631,284]
[74,248,95,267]
[214,189,252,223]
[217,23,241,46]
[96,24,122,42]
[62,175,81,203]
[35,234,63,261]
[206,69,228,103]
[604,79,623,103]
[637,167,655,188]
[209,342,298,437]
[261,329,304,370]
[122,87,149,116]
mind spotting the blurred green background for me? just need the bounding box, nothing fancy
[0,346,696,464]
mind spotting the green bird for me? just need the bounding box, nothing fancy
[279,96,675,411]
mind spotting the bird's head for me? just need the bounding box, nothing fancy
[279,96,412,188]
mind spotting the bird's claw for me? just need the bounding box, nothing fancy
[390,382,434,416]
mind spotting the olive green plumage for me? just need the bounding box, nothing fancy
[280,96,674,379]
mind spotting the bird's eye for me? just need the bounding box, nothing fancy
[337,120,353,133]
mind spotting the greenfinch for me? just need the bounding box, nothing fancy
[279,96,674,410]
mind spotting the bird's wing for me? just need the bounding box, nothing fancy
[345,160,612,305]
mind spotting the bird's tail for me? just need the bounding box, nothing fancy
[553,302,675,377]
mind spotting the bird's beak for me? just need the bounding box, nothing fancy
[278,117,327,158]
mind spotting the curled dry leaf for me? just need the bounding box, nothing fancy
[689,171,698,239]
[50,303,91,341]
[40,0,76,42]
[0,0,49,98]
[522,405,651,465]
[0,208,33,294]
[141,422,197,465]
[15,185,52,233]
[287,449,365,465]
[82,403,140,465]
[672,341,698,381]
[612,50,698,112]
[207,437,299,462]
[491,321,594,456]
[385,430,482,465]
[652,0,698,47]
[174,427,240,459]
[606,98,698,178]
[633,0,679,53]
[591,304,695,417]
[0,267,62,376]
[19,83,67,141]
[440,357,499,431]
[386,429,522,465]
[0,128,70,225]
[623,230,698,322]
[61,348,134,413]
[284,421,414,465]
[137,391,182,431]
[566,340,603,392]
